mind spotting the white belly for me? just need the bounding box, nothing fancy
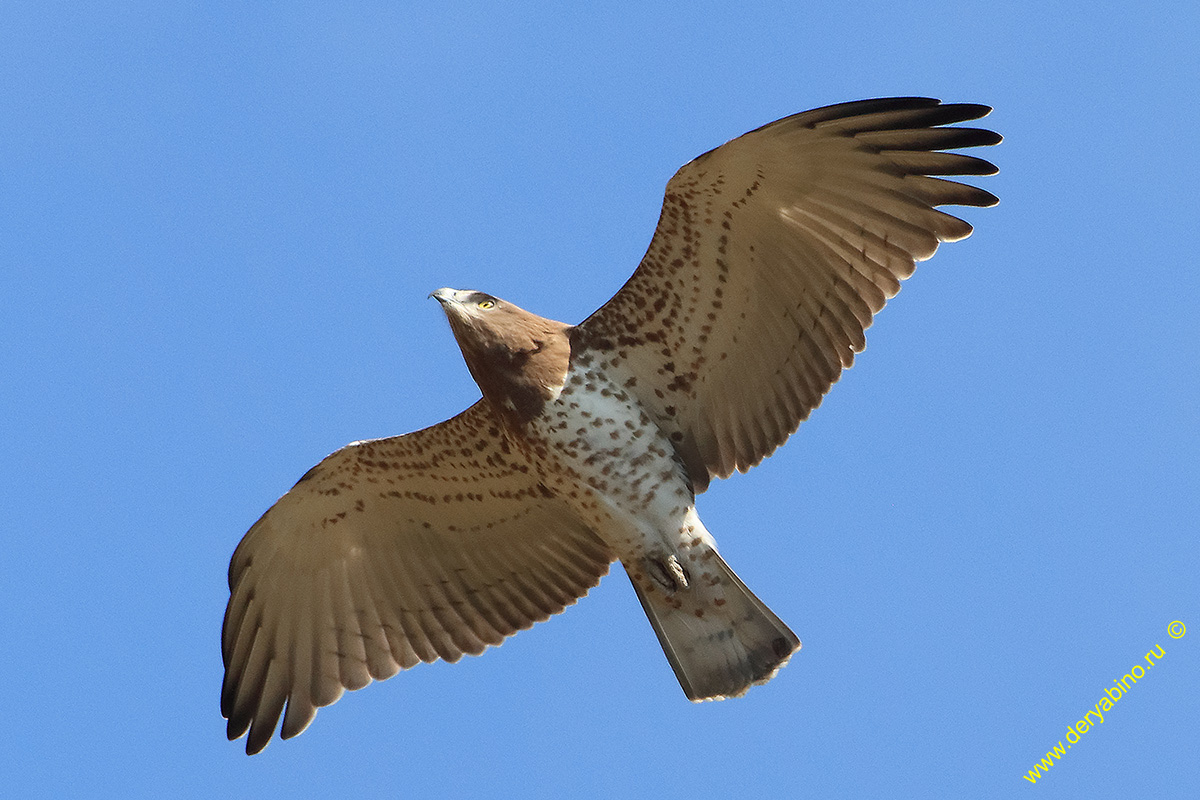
[523,355,712,561]
[522,357,801,699]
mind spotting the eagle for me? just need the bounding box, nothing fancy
[222,97,1000,753]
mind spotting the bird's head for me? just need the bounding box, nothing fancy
[430,287,505,324]
[429,287,525,352]
[430,288,572,418]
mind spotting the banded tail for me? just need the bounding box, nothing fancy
[628,548,799,700]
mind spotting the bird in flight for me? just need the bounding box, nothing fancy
[222,97,1000,753]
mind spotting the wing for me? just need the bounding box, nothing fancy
[574,97,1000,491]
[221,400,612,754]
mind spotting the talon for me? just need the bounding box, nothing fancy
[646,554,690,593]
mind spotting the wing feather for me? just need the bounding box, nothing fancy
[279,590,318,740]
[310,572,345,706]
[246,655,289,756]
[345,558,401,681]
[222,400,612,753]
[576,97,999,489]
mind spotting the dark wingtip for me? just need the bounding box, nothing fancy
[975,188,1001,208]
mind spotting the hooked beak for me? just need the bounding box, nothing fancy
[429,287,460,306]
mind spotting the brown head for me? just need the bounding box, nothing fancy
[431,288,572,425]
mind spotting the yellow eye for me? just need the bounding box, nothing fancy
[478,300,495,309]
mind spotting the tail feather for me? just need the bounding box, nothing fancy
[628,549,799,700]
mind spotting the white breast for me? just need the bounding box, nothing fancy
[525,355,702,559]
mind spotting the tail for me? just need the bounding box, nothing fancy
[627,549,800,701]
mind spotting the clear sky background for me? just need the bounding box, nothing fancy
[2,2,1197,798]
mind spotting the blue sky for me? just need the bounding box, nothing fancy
[2,1,1197,797]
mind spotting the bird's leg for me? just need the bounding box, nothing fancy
[645,553,691,594]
